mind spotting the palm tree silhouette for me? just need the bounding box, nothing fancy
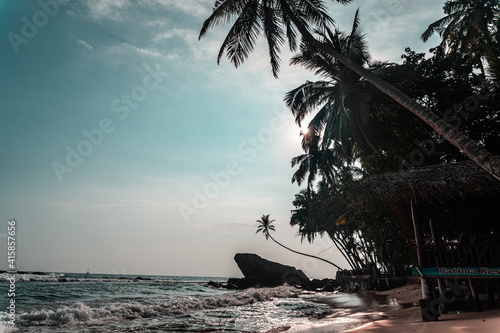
[421,0,499,75]
[291,133,342,191]
[199,0,500,181]
[286,10,400,159]
[256,214,342,270]
[485,18,500,81]
[421,0,498,50]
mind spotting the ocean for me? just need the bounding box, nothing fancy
[0,272,401,332]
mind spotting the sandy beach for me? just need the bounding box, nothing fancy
[347,277,500,333]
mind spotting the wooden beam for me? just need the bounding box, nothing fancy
[469,278,483,312]
[487,280,496,309]
[412,200,431,299]
[429,217,445,312]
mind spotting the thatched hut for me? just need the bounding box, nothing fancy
[350,160,500,320]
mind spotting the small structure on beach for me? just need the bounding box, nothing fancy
[350,160,500,321]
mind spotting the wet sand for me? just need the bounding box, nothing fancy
[277,288,413,332]
[279,277,500,332]
[347,306,500,332]
[346,277,500,333]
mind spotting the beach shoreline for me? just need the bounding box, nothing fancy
[275,276,500,333]
[347,277,500,333]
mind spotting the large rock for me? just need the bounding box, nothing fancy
[234,253,309,287]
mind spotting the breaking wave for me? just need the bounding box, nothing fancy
[15,286,300,327]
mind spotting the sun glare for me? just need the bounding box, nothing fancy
[300,128,309,135]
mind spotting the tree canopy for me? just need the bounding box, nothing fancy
[200,1,500,274]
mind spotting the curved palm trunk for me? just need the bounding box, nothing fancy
[266,232,343,270]
[333,227,363,267]
[279,0,500,181]
[331,236,357,269]
[354,229,372,264]
[324,228,354,267]
[337,233,365,268]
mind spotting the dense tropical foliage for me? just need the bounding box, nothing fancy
[285,2,499,273]
[200,1,500,274]
[200,0,500,181]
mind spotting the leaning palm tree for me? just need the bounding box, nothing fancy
[256,214,343,270]
[286,10,398,159]
[199,0,500,181]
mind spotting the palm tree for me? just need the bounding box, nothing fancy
[290,180,373,270]
[199,0,500,181]
[485,17,500,81]
[256,214,343,270]
[285,10,398,159]
[291,133,342,190]
[373,224,398,288]
[421,0,500,75]
[374,225,397,271]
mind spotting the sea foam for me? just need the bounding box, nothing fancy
[0,273,66,283]
[17,286,300,327]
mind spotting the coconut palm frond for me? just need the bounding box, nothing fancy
[201,0,349,77]
[421,15,454,42]
[261,2,286,77]
[256,214,276,240]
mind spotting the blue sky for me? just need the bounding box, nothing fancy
[0,0,443,278]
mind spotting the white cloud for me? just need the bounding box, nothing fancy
[85,0,131,21]
[139,0,211,18]
[105,42,178,61]
[76,39,93,50]
[152,31,177,43]
[145,19,170,28]
[133,46,164,58]
[152,27,219,62]
[152,28,198,43]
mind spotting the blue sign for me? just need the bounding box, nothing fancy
[413,267,500,277]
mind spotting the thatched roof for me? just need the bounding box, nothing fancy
[350,160,500,205]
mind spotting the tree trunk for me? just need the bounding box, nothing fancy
[331,236,356,269]
[279,0,500,181]
[356,229,375,265]
[337,235,360,268]
[336,232,364,269]
[326,228,357,268]
[353,115,380,155]
[267,233,343,270]
[411,201,431,300]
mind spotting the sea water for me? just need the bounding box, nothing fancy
[0,272,395,332]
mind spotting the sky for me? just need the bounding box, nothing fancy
[0,0,444,278]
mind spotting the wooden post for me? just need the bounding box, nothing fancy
[486,280,496,309]
[429,217,445,312]
[468,278,482,312]
[411,201,431,299]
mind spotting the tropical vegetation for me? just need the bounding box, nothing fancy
[200,0,500,274]
[199,0,500,181]
[256,214,342,269]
